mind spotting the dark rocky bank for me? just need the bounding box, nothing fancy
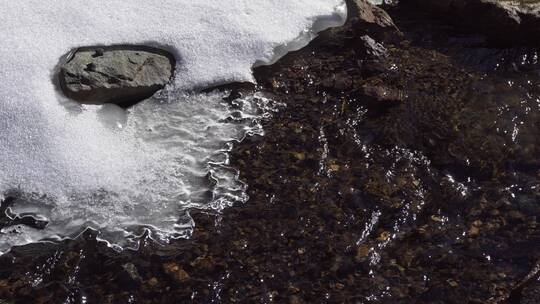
[1,1,539,303]
[403,0,540,46]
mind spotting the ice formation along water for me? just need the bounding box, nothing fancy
[0,1,346,253]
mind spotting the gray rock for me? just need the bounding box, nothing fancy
[59,46,175,107]
[358,35,388,59]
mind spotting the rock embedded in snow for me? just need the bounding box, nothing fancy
[59,46,175,107]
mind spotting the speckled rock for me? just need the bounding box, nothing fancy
[59,46,175,107]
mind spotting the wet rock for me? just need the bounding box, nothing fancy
[359,84,404,105]
[59,46,175,107]
[357,35,388,59]
[289,295,304,304]
[346,0,402,41]
[403,0,540,45]
[359,58,393,77]
[347,0,397,29]
[322,72,353,91]
[147,277,159,287]
[505,260,540,303]
[162,262,190,284]
[118,263,142,287]
[521,277,540,304]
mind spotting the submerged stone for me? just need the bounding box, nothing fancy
[59,46,175,107]
[360,84,404,109]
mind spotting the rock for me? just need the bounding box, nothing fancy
[522,280,540,304]
[162,262,190,284]
[403,0,540,45]
[346,0,402,42]
[357,35,388,59]
[360,58,393,77]
[322,72,353,91]
[505,260,540,303]
[360,84,403,103]
[118,263,142,287]
[59,46,175,107]
[357,84,404,115]
[348,0,395,27]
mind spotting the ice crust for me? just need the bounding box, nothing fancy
[0,0,346,252]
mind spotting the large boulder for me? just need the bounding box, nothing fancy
[403,0,540,45]
[59,46,175,107]
[346,0,402,42]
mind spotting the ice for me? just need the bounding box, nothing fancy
[0,0,346,252]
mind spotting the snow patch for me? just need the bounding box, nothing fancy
[0,0,346,252]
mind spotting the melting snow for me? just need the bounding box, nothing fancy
[0,0,346,252]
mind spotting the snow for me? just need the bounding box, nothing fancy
[0,0,346,252]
